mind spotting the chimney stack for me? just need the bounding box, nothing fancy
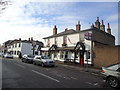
[95,17,100,29]
[91,23,95,29]
[53,25,57,35]
[19,38,21,41]
[31,37,33,41]
[28,38,31,41]
[65,28,68,32]
[107,23,111,34]
[76,21,81,31]
[100,20,105,31]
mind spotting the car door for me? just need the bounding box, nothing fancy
[35,57,42,65]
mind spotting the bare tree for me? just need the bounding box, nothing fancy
[0,0,12,15]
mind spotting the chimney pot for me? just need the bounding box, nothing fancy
[65,28,68,31]
[102,20,104,25]
[31,37,33,41]
[19,38,21,41]
[95,17,100,29]
[108,23,110,29]
[53,25,57,35]
[107,23,111,34]
[76,21,81,31]
[97,17,99,21]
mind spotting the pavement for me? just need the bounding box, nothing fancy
[12,58,101,75]
[55,60,101,75]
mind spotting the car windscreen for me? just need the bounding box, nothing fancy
[41,56,50,59]
[28,55,34,58]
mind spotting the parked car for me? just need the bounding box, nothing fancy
[101,63,120,88]
[22,54,35,63]
[2,53,13,59]
[33,55,55,67]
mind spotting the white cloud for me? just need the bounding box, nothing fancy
[106,14,118,22]
[0,1,118,45]
[0,22,52,43]
[15,0,119,2]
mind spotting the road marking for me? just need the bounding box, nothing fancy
[32,70,60,83]
[91,73,99,76]
[71,77,77,80]
[63,76,70,80]
[14,63,26,68]
[85,82,99,86]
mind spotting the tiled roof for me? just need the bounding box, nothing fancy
[43,27,115,39]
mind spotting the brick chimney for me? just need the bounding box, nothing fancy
[31,37,33,41]
[95,17,100,29]
[76,21,81,31]
[91,23,95,29]
[100,20,105,31]
[53,25,57,35]
[107,23,111,34]
[28,38,31,41]
[65,28,68,32]
[19,38,21,41]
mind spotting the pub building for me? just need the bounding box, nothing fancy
[41,17,119,68]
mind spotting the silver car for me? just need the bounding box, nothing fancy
[101,63,120,88]
[3,53,13,59]
[33,55,55,67]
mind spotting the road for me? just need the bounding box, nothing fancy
[0,58,114,89]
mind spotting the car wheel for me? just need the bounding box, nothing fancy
[41,63,44,67]
[107,77,119,88]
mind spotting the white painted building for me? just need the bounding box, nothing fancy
[41,18,115,66]
[7,38,43,58]
[42,22,92,65]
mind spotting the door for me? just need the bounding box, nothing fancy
[80,50,84,65]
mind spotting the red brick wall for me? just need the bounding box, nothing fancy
[93,42,120,68]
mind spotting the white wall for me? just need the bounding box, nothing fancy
[57,36,63,47]
[67,34,79,47]
[84,39,92,64]
[21,43,33,56]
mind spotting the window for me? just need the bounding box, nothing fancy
[60,51,64,59]
[35,51,38,55]
[54,38,57,45]
[14,51,16,55]
[15,43,17,47]
[47,39,50,47]
[19,43,21,47]
[63,36,67,44]
[17,51,19,55]
[36,57,41,59]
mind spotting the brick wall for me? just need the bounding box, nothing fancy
[93,42,120,68]
[92,30,115,46]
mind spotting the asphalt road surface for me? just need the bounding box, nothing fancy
[0,58,115,89]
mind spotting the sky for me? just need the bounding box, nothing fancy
[0,0,119,45]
